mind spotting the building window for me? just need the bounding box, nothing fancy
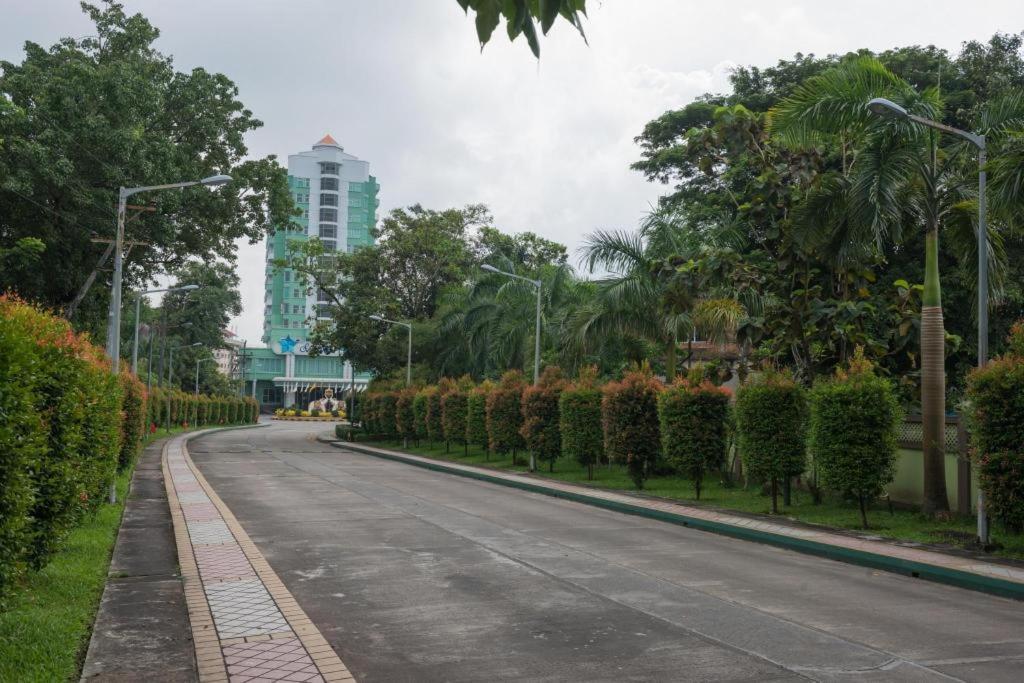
[284,270,291,281]
[317,303,332,318]
[320,193,338,207]
[319,208,337,222]
[291,320,300,329]
[319,224,336,239]
[293,288,301,299]
[320,177,339,191]
[321,239,336,252]
[320,162,339,175]
[317,288,330,302]
[292,304,302,314]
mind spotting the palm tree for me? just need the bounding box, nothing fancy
[770,56,1023,516]
[575,206,743,380]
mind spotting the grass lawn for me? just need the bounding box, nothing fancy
[0,426,197,682]
[364,438,1024,562]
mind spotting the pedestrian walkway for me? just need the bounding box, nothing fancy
[165,431,355,682]
[334,439,1024,600]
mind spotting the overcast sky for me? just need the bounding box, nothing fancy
[3,1,1022,345]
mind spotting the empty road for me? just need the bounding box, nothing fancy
[189,422,1024,682]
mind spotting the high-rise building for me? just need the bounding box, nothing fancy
[245,135,379,410]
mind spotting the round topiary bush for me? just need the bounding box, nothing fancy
[658,378,731,499]
[521,367,566,472]
[602,367,662,489]
[735,370,807,514]
[486,370,527,464]
[809,351,902,528]
[377,392,399,440]
[560,366,603,480]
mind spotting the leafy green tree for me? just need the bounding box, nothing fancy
[601,367,662,489]
[769,56,1024,515]
[486,370,527,463]
[456,0,587,58]
[466,380,493,454]
[0,1,292,336]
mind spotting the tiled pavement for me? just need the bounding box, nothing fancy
[338,440,1024,592]
[165,431,355,682]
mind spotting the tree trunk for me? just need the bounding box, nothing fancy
[588,463,593,480]
[921,229,950,516]
[666,338,677,381]
[783,477,791,507]
[858,494,869,530]
[770,478,778,514]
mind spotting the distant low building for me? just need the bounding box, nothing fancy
[214,329,245,377]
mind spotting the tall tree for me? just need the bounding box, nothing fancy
[0,1,292,337]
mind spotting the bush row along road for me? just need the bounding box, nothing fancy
[189,421,1024,682]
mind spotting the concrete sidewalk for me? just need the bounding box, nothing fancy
[330,438,1024,600]
[81,436,197,681]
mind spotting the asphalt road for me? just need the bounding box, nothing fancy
[190,422,1024,682]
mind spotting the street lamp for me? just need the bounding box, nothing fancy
[370,315,412,387]
[481,264,543,472]
[867,97,989,541]
[132,284,200,375]
[105,174,231,374]
[166,342,203,433]
[196,357,217,396]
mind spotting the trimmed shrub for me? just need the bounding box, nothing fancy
[466,380,493,455]
[602,368,662,489]
[423,386,443,446]
[658,378,731,499]
[412,391,429,443]
[377,392,399,439]
[395,389,417,443]
[209,396,221,426]
[521,367,566,472]
[966,323,1024,532]
[486,371,527,463]
[809,351,902,528]
[735,370,807,514]
[118,371,147,471]
[442,388,470,455]
[0,300,46,598]
[196,395,210,426]
[559,366,603,479]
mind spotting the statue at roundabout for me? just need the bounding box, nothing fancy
[307,387,344,415]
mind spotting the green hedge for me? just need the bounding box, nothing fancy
[658,379,730,499]
[602,369,662,489]
[809,353,901,528]
[378,392,399,439]
[521,367,566,471]
[424,386,443,446]
[735,370,807,513]
[966,323,1024,532]
[412,391,429,442]
[118,372,147,471]
[0,297,138,600]
[559,367,603,479]
[486,371,527,463]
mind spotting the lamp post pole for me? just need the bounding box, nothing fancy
[867,98,989,541]
[104,175,230,374]
[132,284,200,375]
[481,264,543,471]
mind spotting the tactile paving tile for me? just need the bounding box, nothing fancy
[187,519,236,545]
[205,579,290,638]
[194,544,256,581]
[222,638,324,682]
[177,490,211,504]
[181,502,221,521]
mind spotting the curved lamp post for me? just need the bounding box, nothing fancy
[481,264,543,471]
[867,97,989,542]
[105,174,231,373]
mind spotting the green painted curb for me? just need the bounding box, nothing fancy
[334,441,1024,602]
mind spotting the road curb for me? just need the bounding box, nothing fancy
[333,440,1024,602]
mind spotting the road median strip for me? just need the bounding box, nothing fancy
[332,439,1024,601]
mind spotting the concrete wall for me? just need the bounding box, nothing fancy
[888,448,977,512]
